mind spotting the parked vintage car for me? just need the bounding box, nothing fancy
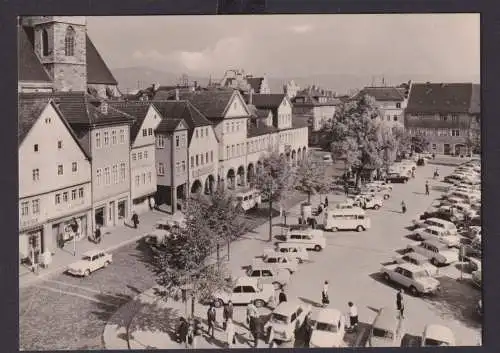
[380,263,440,296]
[384,252,438,277]
[385,172,409,183]
[257,251,299,274]
[413,225,461,248]
[265,301,312,343]
[367,307,404,347]
[66,250,112,277]
[211,277,275,308]
[284,228,326,251]
[309,308,346,348]
[245,262,290,287]
[407,240,459,266]
[275,243,309,263]
[421,324,456,346]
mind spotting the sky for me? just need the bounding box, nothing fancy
[87,14,480,80]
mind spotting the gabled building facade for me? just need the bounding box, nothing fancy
[405,83,480,155]
[291,87,340,145]
[355,86,407,126]
[110,101,162,214]
[152,102,189,213]
[19,96,92,264]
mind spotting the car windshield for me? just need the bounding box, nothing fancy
[372,328,394,339]
[413,270,430,279]
[424,338,449,346]
[82,256,92,261]
[316,322,338,333]
[271,313,289,324]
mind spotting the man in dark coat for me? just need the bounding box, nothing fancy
[278,289,287,304]
[223,301,234,329]
[132,211,139,228]
[207,304,216,338]
[324,197,329,207]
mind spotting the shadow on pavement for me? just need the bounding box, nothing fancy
[90,292,134,322]
[344,322,372,347]
[404,233,420,241]
[298,296,323,308]
[369,272,403,292]
[455,263,474,274]
[395,248,413,255]
[423,276,482,329]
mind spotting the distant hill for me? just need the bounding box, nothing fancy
[112,66,480,96]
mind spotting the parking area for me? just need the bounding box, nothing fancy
[220,162,481,347]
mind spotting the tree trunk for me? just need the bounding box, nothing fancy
[268,198,273,242]
[307,192,311,203]
[191,295,195,317]
[216,243,220,271]
[227,238,230,261]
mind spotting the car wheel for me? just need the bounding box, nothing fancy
[314,245,322,251]
[331,227,339,232]
[415,234,422,241]
[373,204,380,210]
[103,261,110,268]
[409,286,419,296]
[356,225,364,232]
[214,299,224,308]
[384,194,390,200]
[254,299,265,308]
[84,269,90,277]
[431,258,440,266]
[383,273,390,282]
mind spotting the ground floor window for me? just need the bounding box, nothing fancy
[95,207,105,227]
[432,143,437,150]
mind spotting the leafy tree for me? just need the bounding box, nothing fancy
[410,135,430,153]
[293,156,327,203]
[466,133,481,154]
[324,95,386,186]
[254,152,295,241]
[151,196,231,317]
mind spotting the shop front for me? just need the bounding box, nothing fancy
[50,211,91,254]
[19,225,44,265]
[132,194,154,214]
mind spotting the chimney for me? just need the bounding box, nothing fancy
[175,88,180,101]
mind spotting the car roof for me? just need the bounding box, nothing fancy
[273,300,303,315]
[424,225,447,232]
[315,308,342,323]
[403,252,428,261]
[422,239,447,248]
[82,249,104,257]
[250,262,274,270]
[372,307,399,329]
[423,324,455,342]
[396,263,425,272]
[235,277,259,286]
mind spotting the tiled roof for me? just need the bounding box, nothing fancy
[406,83,476,114]
[18,96,50,144]
[251,94,286,109]
[86,35,118,85]
[292,93,340,107]
[247,123,278,138]
[470,84,480,114]
[357,87,405,102]
[108,101,152,141]
[246,104,271,119]
[173,89,235,119]
[18,27,52,83]
[152,101,194,135]
[246,77,263,93]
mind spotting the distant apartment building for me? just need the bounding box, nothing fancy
[291,86,340,145]
[354,86,407,126]
[283,80,301,99]
[405,82,480,155]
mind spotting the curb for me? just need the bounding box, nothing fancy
[20,233,146,289]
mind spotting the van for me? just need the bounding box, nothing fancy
[323,208,371,232]
[367,307,403,347]
[233,188,262,211]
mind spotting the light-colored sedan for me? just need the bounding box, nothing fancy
[381,263,440,296]
[309,308,346,348]
[265,300,312,343]
[413,226,461,248]
[390,252,438,276]
[212,277,275,308]
[67,249,112,277]
[422,324,456,346]
[407,240,459,266]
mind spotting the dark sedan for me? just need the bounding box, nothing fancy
[385,173,409,183]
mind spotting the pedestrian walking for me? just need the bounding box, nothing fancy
[207,303,217,338]
[223,301,234,330]
[278,288,287,304]
[176,317,189,343]
[396,289,405,319]
[425,181,430,196]
[304,312,314,347]
[321,280,330,307]
[324,196,329,208]
[95,226,102,243]
[401,201,407,214]
[344,184,349,196]
[348,302,359,331]
[226,318,236,348]
[246,302,258,346]
[131,211,139,228]
[186,321,195,349]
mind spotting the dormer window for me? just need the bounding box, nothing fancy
[101,102,108,114]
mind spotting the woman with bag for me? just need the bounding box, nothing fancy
[321,280,330,307]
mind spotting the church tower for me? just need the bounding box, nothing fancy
[22,16,87,92]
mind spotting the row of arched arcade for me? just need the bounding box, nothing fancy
[189,147,308,195]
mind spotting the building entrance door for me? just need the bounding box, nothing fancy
[443,144,451,155]
[95,207,105,227]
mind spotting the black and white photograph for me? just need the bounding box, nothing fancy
[18,13,481,349]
